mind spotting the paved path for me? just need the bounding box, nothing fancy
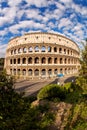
[15,75,76,97]
[15,79,55,96]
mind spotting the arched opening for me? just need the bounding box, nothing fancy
[10,69,12,74]
[54,69,57,75]
[28,46,33,52]
[35,57,39,64]
[18,58,20,64]
[42,57,46,64]
[14,49,16,54]
[60,68,63,74]
[13,69,16,75]
[71,59,73,64]
[68,59,70,64]
[17,69,20,75]
[59,48,62,53]
[34,69,39,76]
[14,59,16,64]
[28,69,32,76]
[71,51,72,55]
[41,46,46,52]
[23,47,27,53]
[72,68,73,73]
[64,49,66,54]
[68,68,70,74]
[22,58,26,64]
[22,69,26,75]
[48,57,52,64]
[35,46,39,52]
[48,69,52,76]
[11,50,13,55]
[18,48,22,53]
[54,58,57,64]
[60,58,63,64]
[41,69,46,76]
[65,68,67,74]
[10,59,12,64]
[28,57,32,64]
[48,46,51,52]
[54,47,57,52]
[64,58,67,64]
[68,50,69,55]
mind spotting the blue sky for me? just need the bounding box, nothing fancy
[0,0,87,57]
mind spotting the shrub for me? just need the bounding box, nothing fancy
[37,84,66,101]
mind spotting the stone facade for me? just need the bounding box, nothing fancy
[4,32,80,79]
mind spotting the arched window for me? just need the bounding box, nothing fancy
[34,69,39,76]
[60,58,63,64]
[68,50,69,55]
[13,69,16,75]
[64,49,66,54]
[71,51,72,55]
[54,47,57,52]
[22,69,26,75]
[48,46,51,52]
[64,58,67,64]
[17,69,20,75]
[10,69,12,74]
[11,50,13,55]
[54,58,57,64]
[71,59,73,64]
[14,49,16,54]
[59,48,62,53]
[18,58,20,64]
[35,57,39,64]
[28,46,33,52]
[60,68,63,74]
[65,68,67,74]
[68,59,70,64]
[14,59,16,64]
[54,69,57,75]
[10,59,12,64]
[48,69,52,75]
[41,69,46,76]
[48,57,52,64]
[28,57,32,64]
[28,69,32,76]
[68,68,70,74]
[18,48,22,53]
[41,46,46,52]
[42,57,46,64]
[23,47,27,53]
[22,58,26,64]
[35,46,39,52]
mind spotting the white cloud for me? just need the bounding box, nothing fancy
[58,18,73,29]
[8,20,46,34]
[0,44,7,58]
[25,0,48,7]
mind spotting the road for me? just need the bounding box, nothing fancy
[15,79,55,96]
[15,75,76,96]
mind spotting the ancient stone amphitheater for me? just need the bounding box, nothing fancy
[4,32,80,79]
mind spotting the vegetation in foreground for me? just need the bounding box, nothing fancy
[0,71,87,130]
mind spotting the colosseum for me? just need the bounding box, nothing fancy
[4,32,80,79]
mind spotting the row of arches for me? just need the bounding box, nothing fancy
[10,57,78,65]
[10,46,75,56]
[10,68,76,76]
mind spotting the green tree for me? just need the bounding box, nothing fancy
[76,39,87,92]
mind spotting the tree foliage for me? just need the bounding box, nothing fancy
[0,71,55,130]
[0,58,4,66]
[76,39,87,92]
